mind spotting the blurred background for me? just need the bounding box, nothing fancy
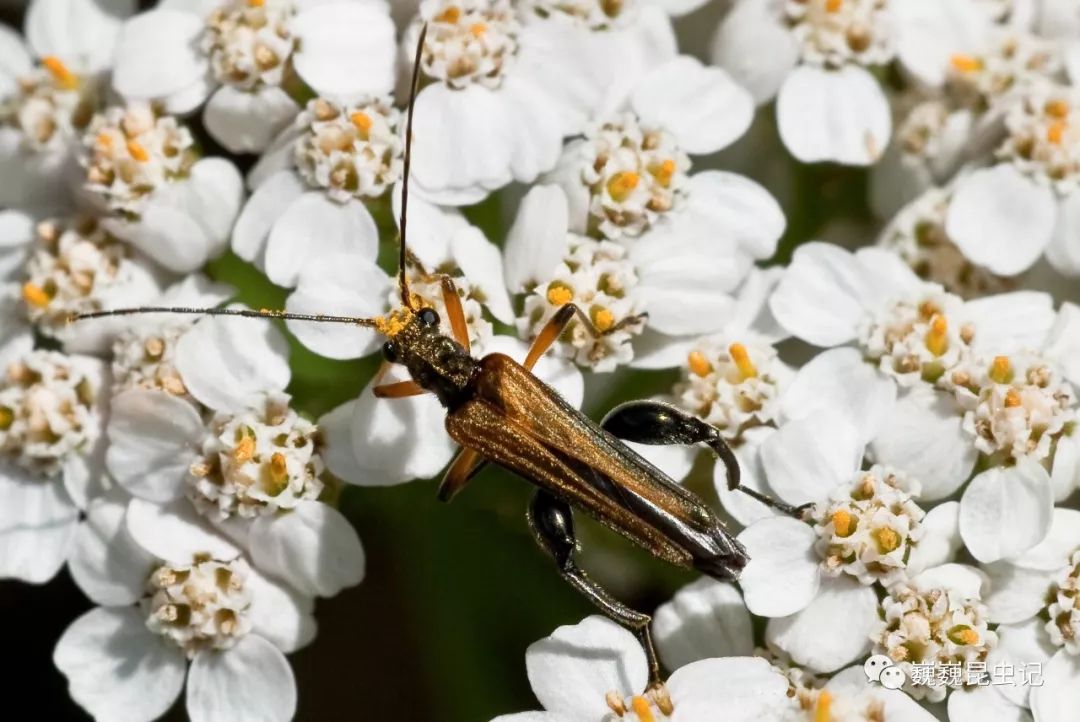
[0,0,967,719]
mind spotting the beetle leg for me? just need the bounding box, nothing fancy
[437,447,487,502]
[601,400,810,519]
[439,275,471,353]
[523,303,646,371]
[373,379,428,398]
[527,489,664,688]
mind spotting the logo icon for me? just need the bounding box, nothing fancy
[864,654,906,690]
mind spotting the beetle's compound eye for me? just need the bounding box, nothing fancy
[418,307,439,327]
[382,341,399,364]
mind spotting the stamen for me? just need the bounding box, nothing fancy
[950,53,983,74]
[594,307,615,332]
[832,509,856,538]
[605,690,627,715]
[248,0,265,6]
[989,356,1012,384]
[126,140,149,162]
[349,111,372,138]
[651,159,676,188]
[1046,99,1070,119]
[728,343,758,379]
[606,171,640,203]
[41,56,78,90]
[233,434,255,463]
[687,350,712,377]
[436,6,462,23]
[924,315,948,356]
[947,624,980,645]
[1004,388,1022,408]
[825,0,842,12]
[815,690,833,722]
[546,284,574,306]
[1047,120,1066,145]
[470,22,487,37]
[21,282,51,308]
[874,527,901,553]
[630,696,655,722]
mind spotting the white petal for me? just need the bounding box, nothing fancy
[291,1,396,101]
[765,576,877,673]
[106,389,203,503]
[626,329,697,371]
[54,607,186,722]
[768,242,870,346]
[964,290,1056,357]
[232,170,306,264]
[1009,508,1080,571]
[666,656,791,721]
[983,562,1054,624]
[317,399,369,485]
[777,65,891,166]
[653,579,753,670]
[25,0,134,74]
[247,568,316,654]
[105,198,214,273]
[631,56,753,154]
[710,1,798,104]
[0,466,77,582]
[1044,302,1080,388]
[347,379,457,485]
[69,492,155,607]
[893,0,992,87]
[499,75,565,185]
[912,562,987,598]
[525,616,647,717]
[959,460,1054,563]
[946,166,1057,276]
[0,25,31,98]
[728,267,788,342]
[1029,651,1080,722]
[737,516,820,617]
[285,252,389,359]
[450,227,514,324]
[949,685,1031,722]
[187,635,296,722]
[249,502,364,597]
[112,9,207,101]
[1046,188,1080,275]
[504,185,570,293]
[760,413,862,507]
[265,194,379,287]
[204,85,299,154]
[179,159,245,255]
[907,501,962,575]
[175,311,291,411]
[391,181,466,270]
[126,497,241,564]
[781,347,896,445]
[717,425,779,525]
[990,618,1055,707]
[823,666,938,722]
[679,171,785,260]
[1050,433,1080,503]
[869,387,976,501]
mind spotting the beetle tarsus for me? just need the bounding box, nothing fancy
[527,490,664,687]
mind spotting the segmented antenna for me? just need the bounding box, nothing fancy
[71,306,379,327]
[398,22,428,311]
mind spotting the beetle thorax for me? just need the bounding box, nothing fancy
[390,317,478,408]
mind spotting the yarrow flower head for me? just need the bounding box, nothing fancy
[524,0,638,29]
[673,337,787,439]
[1047,548,1080,654]
[82,102,197,215]
[810,466,925,586]
[784,0,895,70]
[418,0,521,90]
[578,113,690,240]
[518,235,645,371]
[112,321,196,399]
[203,0,297,93]
[0,349,101,478]
[187,391,325,522]
[293,97,403,203]
[946,31,1060,111]
[874,570,998,702]
[999,85,1080,194]
[0,57,97,153]
[145,556,255,658]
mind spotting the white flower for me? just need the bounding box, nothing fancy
[232,96,401,287]
[11,215,166,354]
[111,0,396,153]
[490,615,791,722]
[80,102,244,273]
[0,0,135,212]
[872,564,997,703]
[946,84,1080,276]
[735,416,960,673]
[712,0,899,165]
[0,341,109,583]
[56,493,315,722]
[980,507,1080,719]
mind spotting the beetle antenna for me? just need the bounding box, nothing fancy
[69,306,380,327]
[398,22,428,311]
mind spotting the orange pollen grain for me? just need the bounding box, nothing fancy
[350,111,373,137]
[436,6,461,23]
[630,696,656,722]
[1046,99,1070,119]
[925,315,948,356]
[989,355,1012,384]
[815,690,833,722]
[470,22,487,37]
[1047,120,1067,145]
[652,158,676,187]
[95,132,113,151]
[687,350,712,377]
[728,343,757,379]
[546,285,573,306]
[1004,388,1022,408]
[594,308,615,332]
[269,452,288,480]
[825,0,842,11]
[21,282,50,308]
[42,55,78,90]
[832,509,855,538]
[606,171,640,202]
[950,53,983,74]
[233,435,255,463]
[126,140,149,162]
[874,526,901,553]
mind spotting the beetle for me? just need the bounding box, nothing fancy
[73,23,804,697]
